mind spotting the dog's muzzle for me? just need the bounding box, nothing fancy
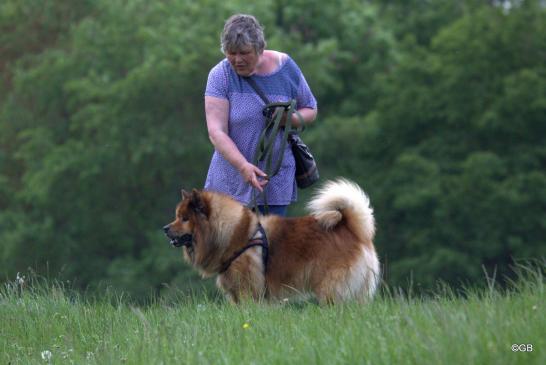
[162,225,193,248]
[169,233,193,248]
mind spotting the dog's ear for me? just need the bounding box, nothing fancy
[189,189,209,217]
[181,189,191,200]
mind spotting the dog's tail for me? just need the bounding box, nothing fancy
[307,178,375,244]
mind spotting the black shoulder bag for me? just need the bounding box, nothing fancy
[244,76,319,189]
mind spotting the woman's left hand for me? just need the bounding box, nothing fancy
[272,107,315,128]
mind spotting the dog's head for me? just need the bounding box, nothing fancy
[163,189,210,250]
[163,188,251,276]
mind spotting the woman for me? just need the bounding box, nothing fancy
[204,14,317,216]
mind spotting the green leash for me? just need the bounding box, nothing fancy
[251,100,303,214]
[244,76,304,215]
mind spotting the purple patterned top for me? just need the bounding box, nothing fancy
[204,56,317,205]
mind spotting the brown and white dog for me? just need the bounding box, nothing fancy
[163,178,380,304]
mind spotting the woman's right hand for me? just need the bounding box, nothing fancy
[240,162,268,192]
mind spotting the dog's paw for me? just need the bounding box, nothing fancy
[314,211,343,230]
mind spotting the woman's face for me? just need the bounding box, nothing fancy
[226,46,260,76]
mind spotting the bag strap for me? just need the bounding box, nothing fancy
[244,76,270,104]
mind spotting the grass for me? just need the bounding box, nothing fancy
[1,266,544,365]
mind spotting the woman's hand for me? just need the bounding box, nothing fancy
[240,162,268,192]
[272,107,317,128]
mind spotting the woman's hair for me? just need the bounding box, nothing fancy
[221,14,266,54]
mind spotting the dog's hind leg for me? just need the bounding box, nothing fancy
[313,270,346,305]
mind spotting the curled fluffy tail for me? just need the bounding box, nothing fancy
[307,178,375,243]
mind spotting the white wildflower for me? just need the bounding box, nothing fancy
[16,272,25,286]
[41,350,52,362]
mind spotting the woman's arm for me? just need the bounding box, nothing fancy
[291,107,317,128]
[274,106,317,128]
[205,96,268,191]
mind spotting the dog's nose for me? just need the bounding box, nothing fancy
[162,225,170,234]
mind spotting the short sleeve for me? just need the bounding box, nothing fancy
[287,58,317,110]
[296,72,317,110]
[205,61,229,99]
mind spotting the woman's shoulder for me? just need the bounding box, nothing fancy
[208,58,237,84]
[206,59,236,96]
[255,50,294,77]
[263,50,289,67]
[209,58,230,74]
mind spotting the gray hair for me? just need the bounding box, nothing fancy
[221,14,266,54]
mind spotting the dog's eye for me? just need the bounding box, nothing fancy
[182,216,189,222]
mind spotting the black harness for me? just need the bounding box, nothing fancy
[219,223,269,274]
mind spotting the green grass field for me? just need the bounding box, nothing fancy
[1,267,544,365]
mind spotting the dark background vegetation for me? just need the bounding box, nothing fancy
[1,0,544,299]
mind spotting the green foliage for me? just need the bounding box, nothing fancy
[308,0,546,288]
[1,0,545,298]
[0,0,224,296]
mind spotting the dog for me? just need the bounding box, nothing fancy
[163,178,380,304]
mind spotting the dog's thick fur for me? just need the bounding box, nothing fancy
[164,178,380,304]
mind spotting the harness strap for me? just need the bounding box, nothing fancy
[219,224,269,274]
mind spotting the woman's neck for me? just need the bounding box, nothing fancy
[254,50,282,75]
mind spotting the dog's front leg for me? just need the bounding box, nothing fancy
[216,274,239,304]
[216,269,265,303]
